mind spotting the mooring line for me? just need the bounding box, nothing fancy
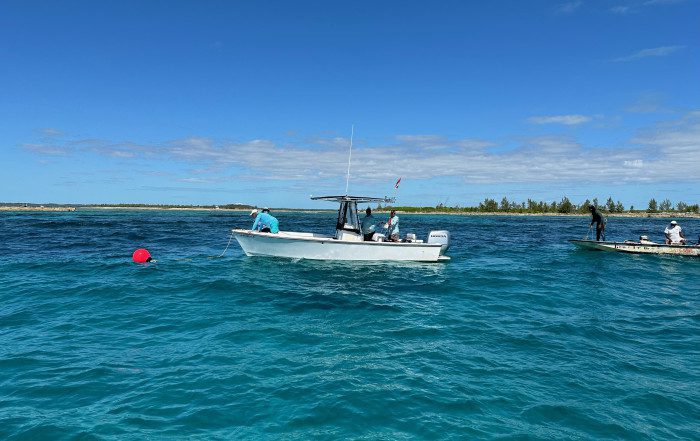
[218,230,235,258]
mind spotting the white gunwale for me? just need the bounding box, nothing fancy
[233,229,443,248]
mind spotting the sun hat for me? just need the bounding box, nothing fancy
[670,220,678,225]
[250,209,258,216]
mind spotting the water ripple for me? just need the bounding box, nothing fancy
[0,211,698,439]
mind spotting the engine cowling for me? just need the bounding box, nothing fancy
[427,230,450,255]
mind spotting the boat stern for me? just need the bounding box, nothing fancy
[428,230,451,255]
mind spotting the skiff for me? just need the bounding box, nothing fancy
[570,239,700,256]
[233,195,451,262]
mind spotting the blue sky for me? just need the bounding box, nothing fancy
[1,0,699,208]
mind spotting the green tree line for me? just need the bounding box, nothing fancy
[383,197,700,214]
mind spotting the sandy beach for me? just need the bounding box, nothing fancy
[0,206,76,212]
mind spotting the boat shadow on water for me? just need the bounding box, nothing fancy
[238,255,448,278]
[228,257,451,313]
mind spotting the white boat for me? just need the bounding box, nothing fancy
[570,239,700,256]
[233,195,451,262]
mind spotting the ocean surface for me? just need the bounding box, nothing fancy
[1,209,698,440]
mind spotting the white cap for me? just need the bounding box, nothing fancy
[670,220,677,225]
[250,209,258,216]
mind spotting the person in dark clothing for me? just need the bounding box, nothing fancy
[589,205,605,241]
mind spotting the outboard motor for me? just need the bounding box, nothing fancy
[428,230,451,255]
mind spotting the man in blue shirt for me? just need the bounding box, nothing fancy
[360,207,376,241]
[250,208,279,233]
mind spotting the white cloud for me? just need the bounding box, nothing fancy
[627,111,700,178]
[527,115,592,125]
[395,135,444,144]
[610,0,686,14]
[625,92,670,113]
[39,128,64,137]
[21,143,69,155]
[19,111,700,187]
[139,185,231,193]
[610,5,631,13]
[643,0,685,5]
[108,150,136,158]
[556,1,583,14]
[613,45,684,62]
[394,135,491,152]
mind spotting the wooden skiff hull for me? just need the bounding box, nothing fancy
[570,239,700,256]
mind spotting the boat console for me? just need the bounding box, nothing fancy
[337,230,363,241]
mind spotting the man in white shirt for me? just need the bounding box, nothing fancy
[361,207,376,241]
[664,220,686,245]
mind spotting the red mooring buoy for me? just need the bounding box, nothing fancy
[132,248,152,263]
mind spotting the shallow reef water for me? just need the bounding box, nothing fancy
[1,210,698,439]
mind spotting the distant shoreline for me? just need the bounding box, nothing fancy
[0,205,334,214]
[0,206,77,212]
[2,205,699,218]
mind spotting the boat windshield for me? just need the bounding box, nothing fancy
[336,201,361,233]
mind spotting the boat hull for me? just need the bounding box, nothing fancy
[233,229,445,261]
[570,239,700,256]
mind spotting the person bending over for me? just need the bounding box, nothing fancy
[250,208,279,234]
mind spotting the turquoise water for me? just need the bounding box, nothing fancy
[1,210,698,440]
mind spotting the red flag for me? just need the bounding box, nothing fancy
[394,177,401,189]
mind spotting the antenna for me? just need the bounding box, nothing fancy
[344,124,354,195]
